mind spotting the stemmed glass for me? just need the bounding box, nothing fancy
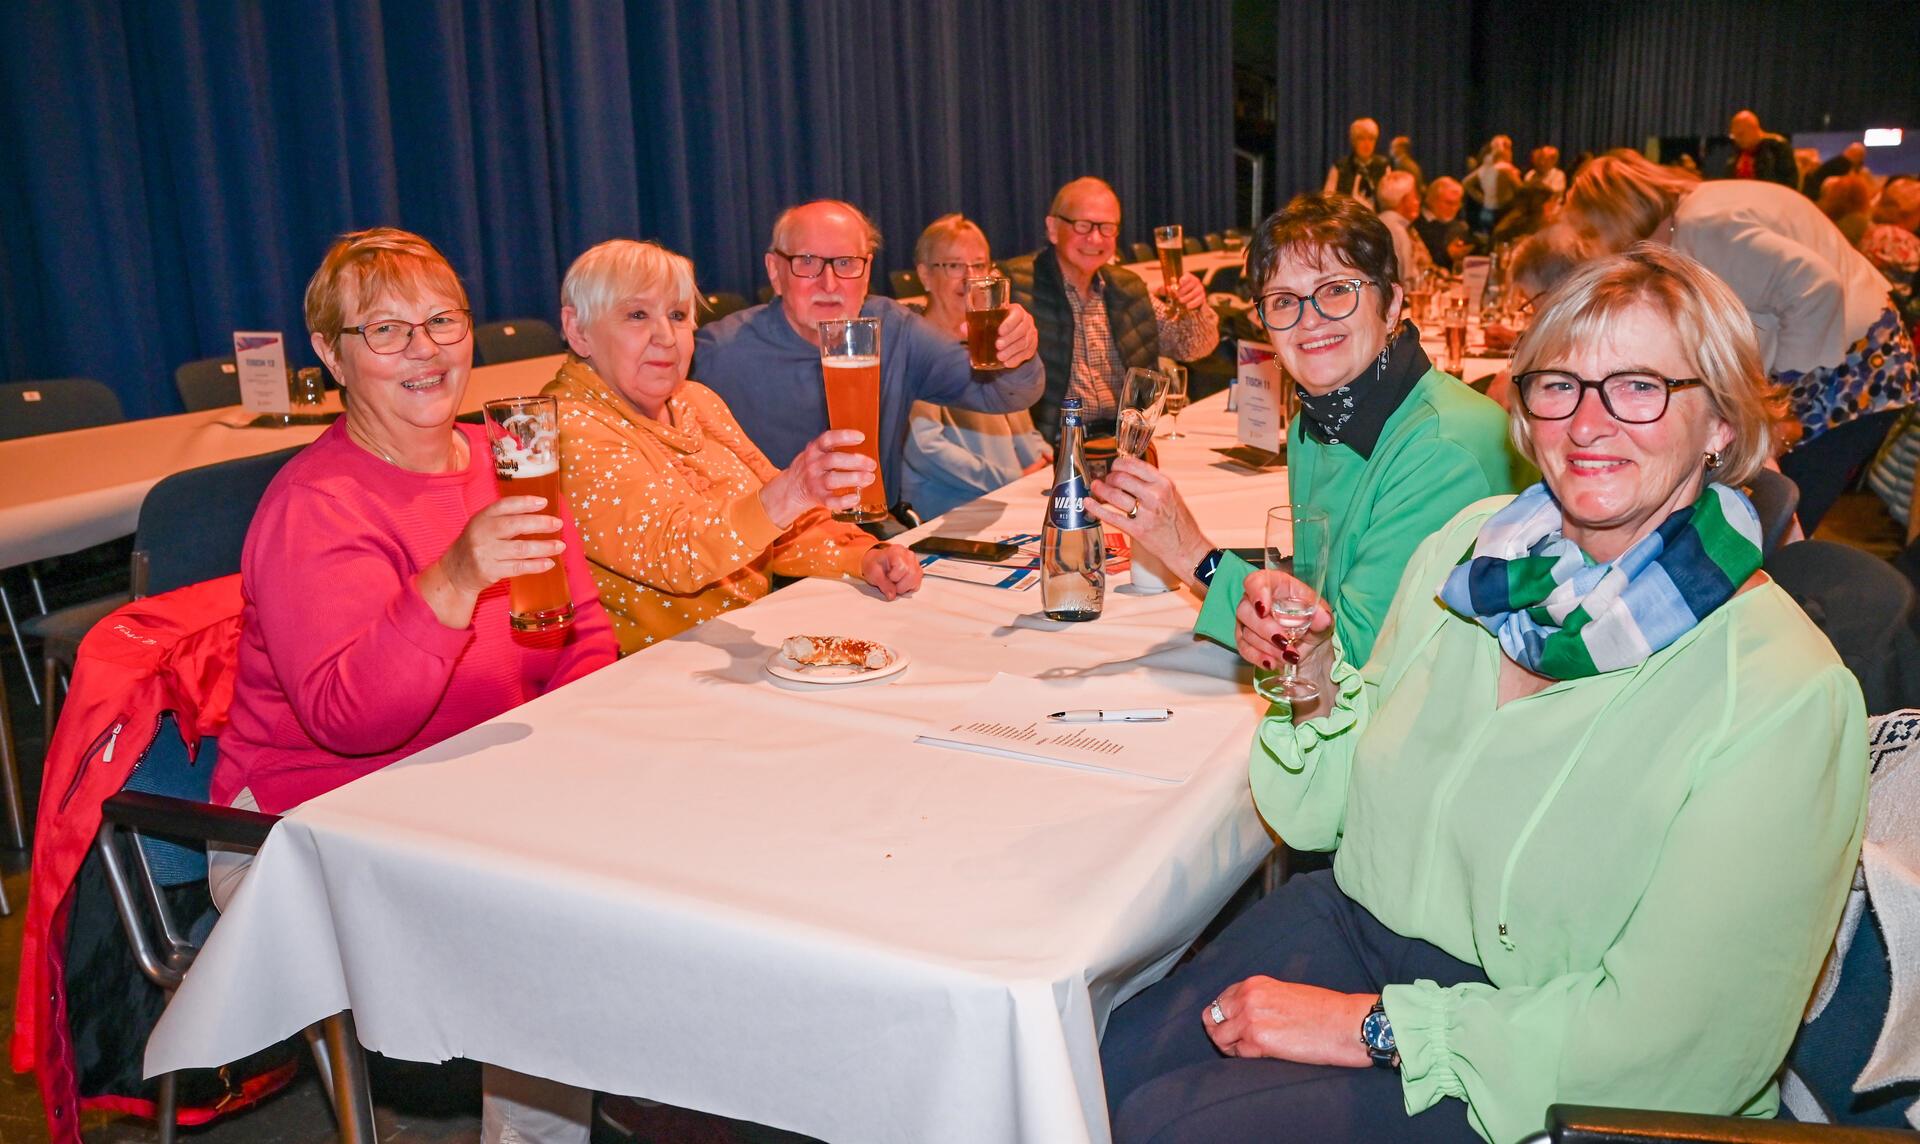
[1254,506,1329,703]
[1117,367,1170,458]
[1159,365,1190,439]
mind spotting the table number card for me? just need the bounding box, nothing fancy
[1234,340,1283,454]
[1460,256,1491,309]
[233,331,290,415]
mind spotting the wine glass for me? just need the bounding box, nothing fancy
[1160,364,1190,439]
[1117,367,1169,458]
[1254,506,1330,704]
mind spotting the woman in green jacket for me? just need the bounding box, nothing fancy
[1090,193,1519,665]
[1099,246,1867,1142]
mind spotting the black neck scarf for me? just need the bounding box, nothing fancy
[1293,321,1431,459]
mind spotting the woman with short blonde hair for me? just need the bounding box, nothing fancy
[1567,147,1918,529]
[1101,243,1866,1143]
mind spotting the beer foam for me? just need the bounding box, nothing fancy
[823,355,880,369]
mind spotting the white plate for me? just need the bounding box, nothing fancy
[765,642,910,685]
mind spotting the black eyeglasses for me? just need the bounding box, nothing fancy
[340,309,473,354]
[1255,279,1373,331]
[1515,370,1706,423]
[771,251,870,279]
[1052,215,1120,238]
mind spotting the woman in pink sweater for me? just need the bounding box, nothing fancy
[211,228,616,1144]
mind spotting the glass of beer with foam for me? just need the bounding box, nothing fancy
[817,317,888,523]
[482,395,574,631]
[1153,224,1187,314]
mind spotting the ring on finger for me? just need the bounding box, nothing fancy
[1127,501,1140,519]
[1209,999,1227,1025]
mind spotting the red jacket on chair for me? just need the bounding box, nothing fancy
[9,575,291,1141]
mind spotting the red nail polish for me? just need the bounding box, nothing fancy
[1254,600,1267,618]
[1263,657,1274,670]
[1283,648,1301,665]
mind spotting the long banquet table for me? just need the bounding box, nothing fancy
[142,393,1285,1144]
[0,354,564,569]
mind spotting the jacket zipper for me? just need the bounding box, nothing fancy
[58,716,126,812]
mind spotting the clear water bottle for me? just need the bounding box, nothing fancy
[1042,398,1104,622]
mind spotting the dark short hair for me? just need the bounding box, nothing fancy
[1245,193,1397,316]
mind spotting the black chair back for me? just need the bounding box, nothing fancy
[132,446,304,598]
[1766,539,1920,714]
[699,292,750,327]
[1744,468,1801,559]
[1204,232,1225,252]
[1130,241,1155,263]
[889,268,924,298]
[472,318,565,365]
[0,378,123,440]
[1182,236,1203,255]
[173,356,240,411]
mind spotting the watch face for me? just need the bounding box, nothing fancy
[1362,1009,1395,1053]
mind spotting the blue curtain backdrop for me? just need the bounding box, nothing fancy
[1270,0,1920,205]
[0,0,1235,417]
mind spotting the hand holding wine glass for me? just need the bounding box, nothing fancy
[1253,506,1330,704]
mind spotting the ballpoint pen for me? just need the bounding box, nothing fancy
[1046,708,1172,723]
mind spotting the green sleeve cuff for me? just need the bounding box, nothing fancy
[1253,635,1365,772]
[1193,550,1256,646]
[1384,980,1470,1114]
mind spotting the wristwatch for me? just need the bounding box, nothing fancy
[1193,548,1226,588]
[1361,999,1400,1069]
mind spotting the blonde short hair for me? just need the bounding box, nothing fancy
[561,239,698,329]
[1376,170,1417,209]
[913,213,991,267]
[304,228,468,350]
[1510,243,1775,485]
[1349,118,1380,143]
[1565,149,1702,252]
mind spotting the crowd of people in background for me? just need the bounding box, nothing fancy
[1327,113,1920,538]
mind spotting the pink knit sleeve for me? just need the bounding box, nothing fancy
[244,484,475,756]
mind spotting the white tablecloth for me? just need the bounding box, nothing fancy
[0,355,564,568]
[144,397,1285,1144]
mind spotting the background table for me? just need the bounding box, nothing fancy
[0,354,564,569]
[143,395,1285,1144]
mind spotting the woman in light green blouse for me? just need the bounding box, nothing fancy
[1100,245,1867,1143]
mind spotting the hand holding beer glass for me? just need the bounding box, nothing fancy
[964,275,1011,370]
[1153,225,1187,315]
[818,317,889,523]
[481,395,575,631]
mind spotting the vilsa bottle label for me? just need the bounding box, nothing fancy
[1048,474,1091,529]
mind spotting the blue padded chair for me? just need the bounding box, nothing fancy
[172,356,240,412]
[19,446,305,843]
[0,378,123,441]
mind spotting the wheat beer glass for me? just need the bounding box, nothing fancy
[964,275,1011,370]
[482,395,574,632]
[818,317,888,523]
[1154,225,1187,314]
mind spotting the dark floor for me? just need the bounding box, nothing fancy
[0,491,1905,1143]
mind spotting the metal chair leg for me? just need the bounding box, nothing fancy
[0,669,25,850]
[156,1070,178,1144]
[303,1022,337,1107]
[0,584,40,706]
[321,1011,376,1144]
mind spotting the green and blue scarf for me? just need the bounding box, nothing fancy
[1437,482,1764,679]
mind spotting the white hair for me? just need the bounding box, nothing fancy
[1377,171,1416,209]
[561,239,697,329]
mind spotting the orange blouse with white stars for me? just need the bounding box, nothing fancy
[544,356,875,655]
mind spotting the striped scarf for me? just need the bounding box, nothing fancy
[1437,482,1764,679]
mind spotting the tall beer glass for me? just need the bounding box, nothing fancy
[482,395,575,631]
[818,317,888,523]
[964,275,1010,370]
[1153,224,1186,314]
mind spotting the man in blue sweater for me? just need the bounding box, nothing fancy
[694,200,1044,520]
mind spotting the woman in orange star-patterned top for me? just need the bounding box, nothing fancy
[543,239,921,654]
